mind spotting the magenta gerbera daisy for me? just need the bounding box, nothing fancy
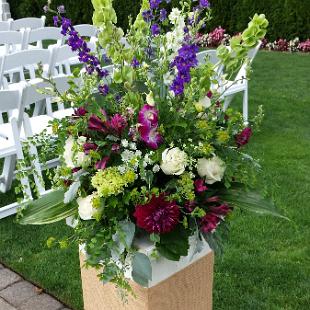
[134,194,180,234]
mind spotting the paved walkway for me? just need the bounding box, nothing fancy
[0,263,71,310]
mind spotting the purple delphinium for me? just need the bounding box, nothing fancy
[142,10,154,23]
[199,0,210,8]
[98,84,109,96]
[170,44,199,96]
[53,16,59,27]
[159,9,167,21]
[151,23,160,36]
[149,0,161,10]
[131,57,140,68]
[43,5,49,13]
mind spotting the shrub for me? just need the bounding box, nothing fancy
[9,0,310,40]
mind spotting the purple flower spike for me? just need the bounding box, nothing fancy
[199,0,210,8]
[53,16,59,27]
[98,84,109,96]
[149,0,161,10]
[138,104,158,128]
[131,57,140,68]
[151,24,160,36]
[159,9,167,21]
[142,10,154,23]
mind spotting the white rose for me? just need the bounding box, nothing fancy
[197,156,226,184]
[160,147,187,176]
[77,194,96,220]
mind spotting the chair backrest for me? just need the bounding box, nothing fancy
[52,45,76,76]
[0,30,26,54]
[197,50,219,65]
[0,49,53,88]
[0,21,10,32]
[0,88,21,112]
[26,27,64,49]
[73,24,98,52]
[9,16,46,31]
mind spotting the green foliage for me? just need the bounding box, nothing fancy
[18,189,77,225]
[9,0,310,40]
[131,252,152,287]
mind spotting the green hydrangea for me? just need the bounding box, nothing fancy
[177,173,195,201]
[92,167,136,198]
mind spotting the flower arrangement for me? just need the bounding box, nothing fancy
[19,0,285,293]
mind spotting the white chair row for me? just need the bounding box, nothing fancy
[0,16,46,32]
[0,75,73,218]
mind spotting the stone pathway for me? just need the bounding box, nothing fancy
[0,263,71,310]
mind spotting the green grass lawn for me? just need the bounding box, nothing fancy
[0,51,310,310]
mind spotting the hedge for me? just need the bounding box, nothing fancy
[8,0,310,40]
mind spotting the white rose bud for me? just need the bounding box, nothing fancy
[197,156,226,184]
[160,147,187,176]
[77,194,96,220]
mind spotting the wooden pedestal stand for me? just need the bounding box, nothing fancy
[80,251,214,310]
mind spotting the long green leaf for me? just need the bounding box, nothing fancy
[18,190,77,225]
[131,252,152,287]
[218,185,289,220]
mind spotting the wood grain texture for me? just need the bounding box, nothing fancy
[80,251,214,310]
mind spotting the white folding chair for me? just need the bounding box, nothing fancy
[0,21,10,31]
[221,41,262,124]
[8,16,46,31]
[25,27,64,50]
[0,30,26,56]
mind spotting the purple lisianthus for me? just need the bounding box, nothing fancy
[138,104,159,128]
[149,0,161,10]
[142,10,154,23]
[159,9,167,21]
[139,126,163,150]
[151,23,160,36]
[131,57,140,68]
[98,84,109,96]
[57,5,66,14]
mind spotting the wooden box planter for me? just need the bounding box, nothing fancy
[79,242,214,310]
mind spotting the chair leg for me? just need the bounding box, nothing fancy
[243,87,249,125]
[223,95,234,111]
[0,155,16,193]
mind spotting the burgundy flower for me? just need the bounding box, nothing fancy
[74,107,87,117]
[138,104,158,128]
[95,157,109,170]
[184,200,196,213]
[209,204,231,216]
[194,179,208,193]
[88,115,107,133]
[206,196,220,203]
[106,114,127,136]
[235,127,252,147]
[134,194,180,234]
[139,126,163,150]
[207,90,213,98]
[72,167,81,173]
[83,143,98,154]
[200,213,220,233]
